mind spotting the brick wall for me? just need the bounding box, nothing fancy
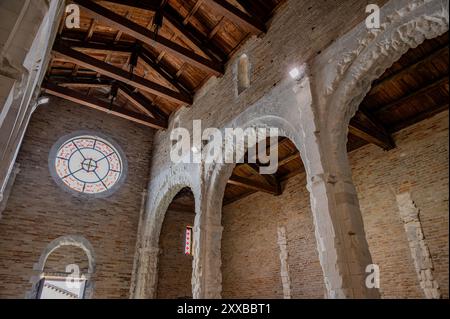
[156,209,195,299]
[222,111,448,299]
[148,0,388,179]
[0,97,154,299]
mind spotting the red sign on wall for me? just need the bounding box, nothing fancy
[185,226,193,256]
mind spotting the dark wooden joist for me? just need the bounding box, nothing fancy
[389,103,449,133]
[101,0,159,11]
[244,162,281,193]
[277,152,301,167]
[50,76,114,88]
[162,5,227,62]
[167,202,196,214]
[370,45,449,95]
[116,83,168,122]
[53,41,193,105]
[349,110,395,150]
[103,0,225,62]
[374,76,449,115]
[72,0,224,76]
[42,82,168,130]
[204,0,266,34]
[139,47,193,97]
[228,175,279,195]
[47,75,170,122]
[58,37,133,53]
[57,36,194,98]
[235,0,269,22]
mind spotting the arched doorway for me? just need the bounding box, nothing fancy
[156,187,196,299]
[219,132,324,298]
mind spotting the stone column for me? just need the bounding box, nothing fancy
[305,134,379,298]
[295,75,379,298]
[133,246,160,299]
[396,192,441,299]
[191,164,228,299]
[192,222,223,299]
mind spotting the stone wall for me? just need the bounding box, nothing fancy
[156,209,195,299]
[0,97,154,299]
[221,111,448,299]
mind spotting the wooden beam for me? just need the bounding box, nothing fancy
[205,0,266,34]
[53,41,193,105]
[244,162,281,194]
[389,103,449,133]
[100,0,159,11]
[162,5,226,62]
[235,0,268,20]
[370,45,449,95]
[228,175,279,195]
[116,83,168,122]
[48,75,169,122]
[103,0,225,62]
[50,76,114,88]
[59,37,133,53]
[349,110,395,150]
[72,0,224,75]
[139,47,193,96]
[58,36,194,97]
[375,76,449,114]
[167,202,195,214]
[42,82,168,130]
[278,152,301,167]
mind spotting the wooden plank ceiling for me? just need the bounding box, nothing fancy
[43,0,284,129]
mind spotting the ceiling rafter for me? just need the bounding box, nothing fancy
[56,36,194,98]
[42,82,168,130]
[374,76,449,115]
[46,75,170,122]
[102,0,225,62]
[52,41,193,105]
[204,0,266,34]
[228,175,279,195]
[116,82,169,122]
[71,0,224,76]
[349,110,396,150]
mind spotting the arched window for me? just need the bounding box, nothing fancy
[27,235,96,299]
[237,54,250,95]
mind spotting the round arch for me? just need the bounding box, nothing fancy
[197,113,308,298]
[325,0,448,153]
[134,163,201,299]
[27,235,96,299]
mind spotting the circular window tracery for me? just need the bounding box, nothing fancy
[50,133,126,197]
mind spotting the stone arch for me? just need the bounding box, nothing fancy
[27,235,96,299]
[198,111,310,298]
[324,0,448,155]
[134,163,201,298]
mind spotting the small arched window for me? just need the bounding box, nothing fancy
[237,54,250,95]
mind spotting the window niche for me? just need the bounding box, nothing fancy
[237,54,251,95]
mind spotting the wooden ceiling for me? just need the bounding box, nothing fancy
[43,0,284,129]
